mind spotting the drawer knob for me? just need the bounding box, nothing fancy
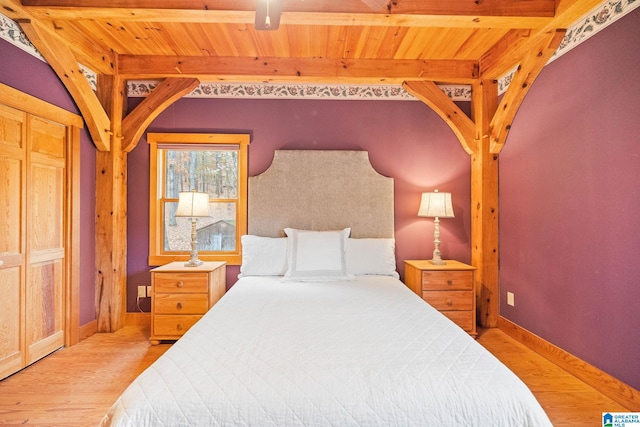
[446,298,453,306]
[176,281,184,288]
[176,323,183,331]
[447,279,453,286]
[176,302,182,310]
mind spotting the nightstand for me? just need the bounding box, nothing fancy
[149,261,226,345]
[404,260,477,337]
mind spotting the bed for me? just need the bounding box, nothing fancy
[101,151,551,426]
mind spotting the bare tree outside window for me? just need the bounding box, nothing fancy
[163,149,238,252]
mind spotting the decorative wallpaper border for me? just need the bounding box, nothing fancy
[1,0,637,101]
[0,12,41,60]
[127,80,472,101]
[497,0,638,93]
[0,13,98,89]
[554,0,638,59]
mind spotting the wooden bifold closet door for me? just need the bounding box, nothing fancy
[0,104,66,379]
[25,115,66,365]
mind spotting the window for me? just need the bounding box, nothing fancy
[148,133,250,265]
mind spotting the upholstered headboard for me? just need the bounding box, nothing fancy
[248,150,394,238]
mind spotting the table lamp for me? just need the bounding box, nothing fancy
[418,189,455,265]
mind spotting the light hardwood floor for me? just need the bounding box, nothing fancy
[0,326,629,426]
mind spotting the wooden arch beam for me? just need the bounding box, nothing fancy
[18,19,112,151]
[402,80,477,155]
[121,77,200,152]
[93,76,200,332]
[489,29,567,153]
[404,29,562,327]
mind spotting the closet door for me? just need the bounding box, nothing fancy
[0,104,27,379]
[25,115,66,365]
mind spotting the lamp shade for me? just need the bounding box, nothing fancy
[175,191,210,218]
[417,190,455,218]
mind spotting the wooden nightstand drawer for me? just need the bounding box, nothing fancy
[154,272,209,293]
[441,311,474,331]
[154,293,209,314]
[153,315,202,336]
[422,290,474,311]
[421,271,473,290]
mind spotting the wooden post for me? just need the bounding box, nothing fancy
[95,75,127,332]
[470,79,499,328]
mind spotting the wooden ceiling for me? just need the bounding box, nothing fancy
[2,0,604,84]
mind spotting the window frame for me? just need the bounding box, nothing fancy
[147,132,250,266]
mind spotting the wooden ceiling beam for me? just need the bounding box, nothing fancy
[21,0,555,17]
[0,0,115,75]
[23,8,551,30]
[488,29,566,153]
[121,77,200,152]
[0,0,30,18]
[553,0,608,27]
[479,29,534,79]
[481,0,604,79]
[388,0,555,17]
[18,19,112,151]
[402,80,476,155]
[31,17,116,75]
[280,12,550,29]
[117,56,479,84]
[360,0,390,13]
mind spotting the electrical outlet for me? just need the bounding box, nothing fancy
[146,285,152,297]
[137,285,146,298]
[507,292,515,307]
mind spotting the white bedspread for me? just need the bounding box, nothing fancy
[101,276,551,426]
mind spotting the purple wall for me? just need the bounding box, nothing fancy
[0,40,97,326]
[126,98,473,310]
[500,9,640,390]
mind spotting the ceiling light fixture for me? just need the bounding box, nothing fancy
[265,0,271,29]
[255,0,281,31]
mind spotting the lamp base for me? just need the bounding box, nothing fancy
[429,216,447,266]
[184,259,203,267]
[184,217,203,267]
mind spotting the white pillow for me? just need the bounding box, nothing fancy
[346,238,399,278]
[239,235,288,277]
[283,228,353,282]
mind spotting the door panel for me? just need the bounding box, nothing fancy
[0,104,26,379]
[29,162,64,252]
[25,116,66,364]
[26,259,64,364]
[0,267,23,379]
[0,157,23,257]
[0,104,25,259]
[0,104,24,149]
